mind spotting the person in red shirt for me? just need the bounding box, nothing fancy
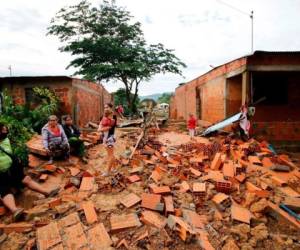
[187,113,197,141]
[116,105,124,118]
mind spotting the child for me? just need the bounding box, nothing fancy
[187,113,197,141]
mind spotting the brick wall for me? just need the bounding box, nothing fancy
[0,77,72,115]
[171,57,247,121]
[201,77,226,123]
[0,77,111,128]
[72,79,112,127]
[170,52,300,142]
[252,122,300,141]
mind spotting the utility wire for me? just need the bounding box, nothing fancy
[216,0,251,17]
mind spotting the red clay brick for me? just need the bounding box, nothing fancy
[28,154,42,168]
[151,186,171,194]
[120,193,141,208]
[271,175,287,186]
[0,222,33,234]
[48,198,62,209]
[43,164,57,172]
[231,205,251,224]
[235,173,246,183]
[110,213,141,232]
[222,161,235,178]
[215,180,232,194]
[127,175,141,183]
[248,156,262,165]
[141,210,167,229]
[82,201,98,224]
[58,212,80,228]
[190,167,201,177]
[211,153,222,170]
[246,182,261,192]
[193,182,206,193]
[36,222,62,250]
[182,209,206,229]
[164,196,175,213]
[63,222,88,249]
[141,193,164,211]
[262,157,273,167]
[150,170,161,183]
[80,177,95,191]
[69,167,81,176]
[87,223,112,249]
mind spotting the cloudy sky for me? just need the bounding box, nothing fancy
[1,0,300,95]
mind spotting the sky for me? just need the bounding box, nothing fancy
[1,0,300,95]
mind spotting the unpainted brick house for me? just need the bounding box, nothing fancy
[170,51,300,142]
[0,76,112,127]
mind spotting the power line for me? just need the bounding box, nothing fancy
[216,0,250,17]
[215,0,254,53]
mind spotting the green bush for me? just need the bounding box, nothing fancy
[0,87,60,164]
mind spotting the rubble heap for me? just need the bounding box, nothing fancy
[0,125,300,250]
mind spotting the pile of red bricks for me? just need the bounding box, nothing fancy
[0,127,300,249]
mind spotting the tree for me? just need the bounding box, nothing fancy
[157,93,172,104]
[113,88,139,115]
[48,0,186,113]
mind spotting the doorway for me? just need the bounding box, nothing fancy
[196,87,202,119]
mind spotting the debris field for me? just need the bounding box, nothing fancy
[0,121,300,250]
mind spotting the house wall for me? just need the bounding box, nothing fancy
[171,57,247,121]
[0,77,112,128]
[170,52,300,142]
[201,77,226,123]
[0,77,73,115]
[226,75,242,117]
[72,79,112,127]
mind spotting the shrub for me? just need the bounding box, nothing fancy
[0,87,60,164]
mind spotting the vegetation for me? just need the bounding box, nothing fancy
[113,88,140,116]
[48,0,186,113]
[0,87,60,163]
[157,93,173,104]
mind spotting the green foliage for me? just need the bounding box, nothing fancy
[157,93,172,104]
[0,87,59,163]
[48,0,186,112]
[113,88,139,116]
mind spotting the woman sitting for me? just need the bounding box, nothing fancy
[0,123,60,221]
[42,115,70,164]
[62,115,86,160]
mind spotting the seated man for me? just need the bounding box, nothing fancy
[0,123,60,221]
[62,115,86,160]
[42,115,70,164]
